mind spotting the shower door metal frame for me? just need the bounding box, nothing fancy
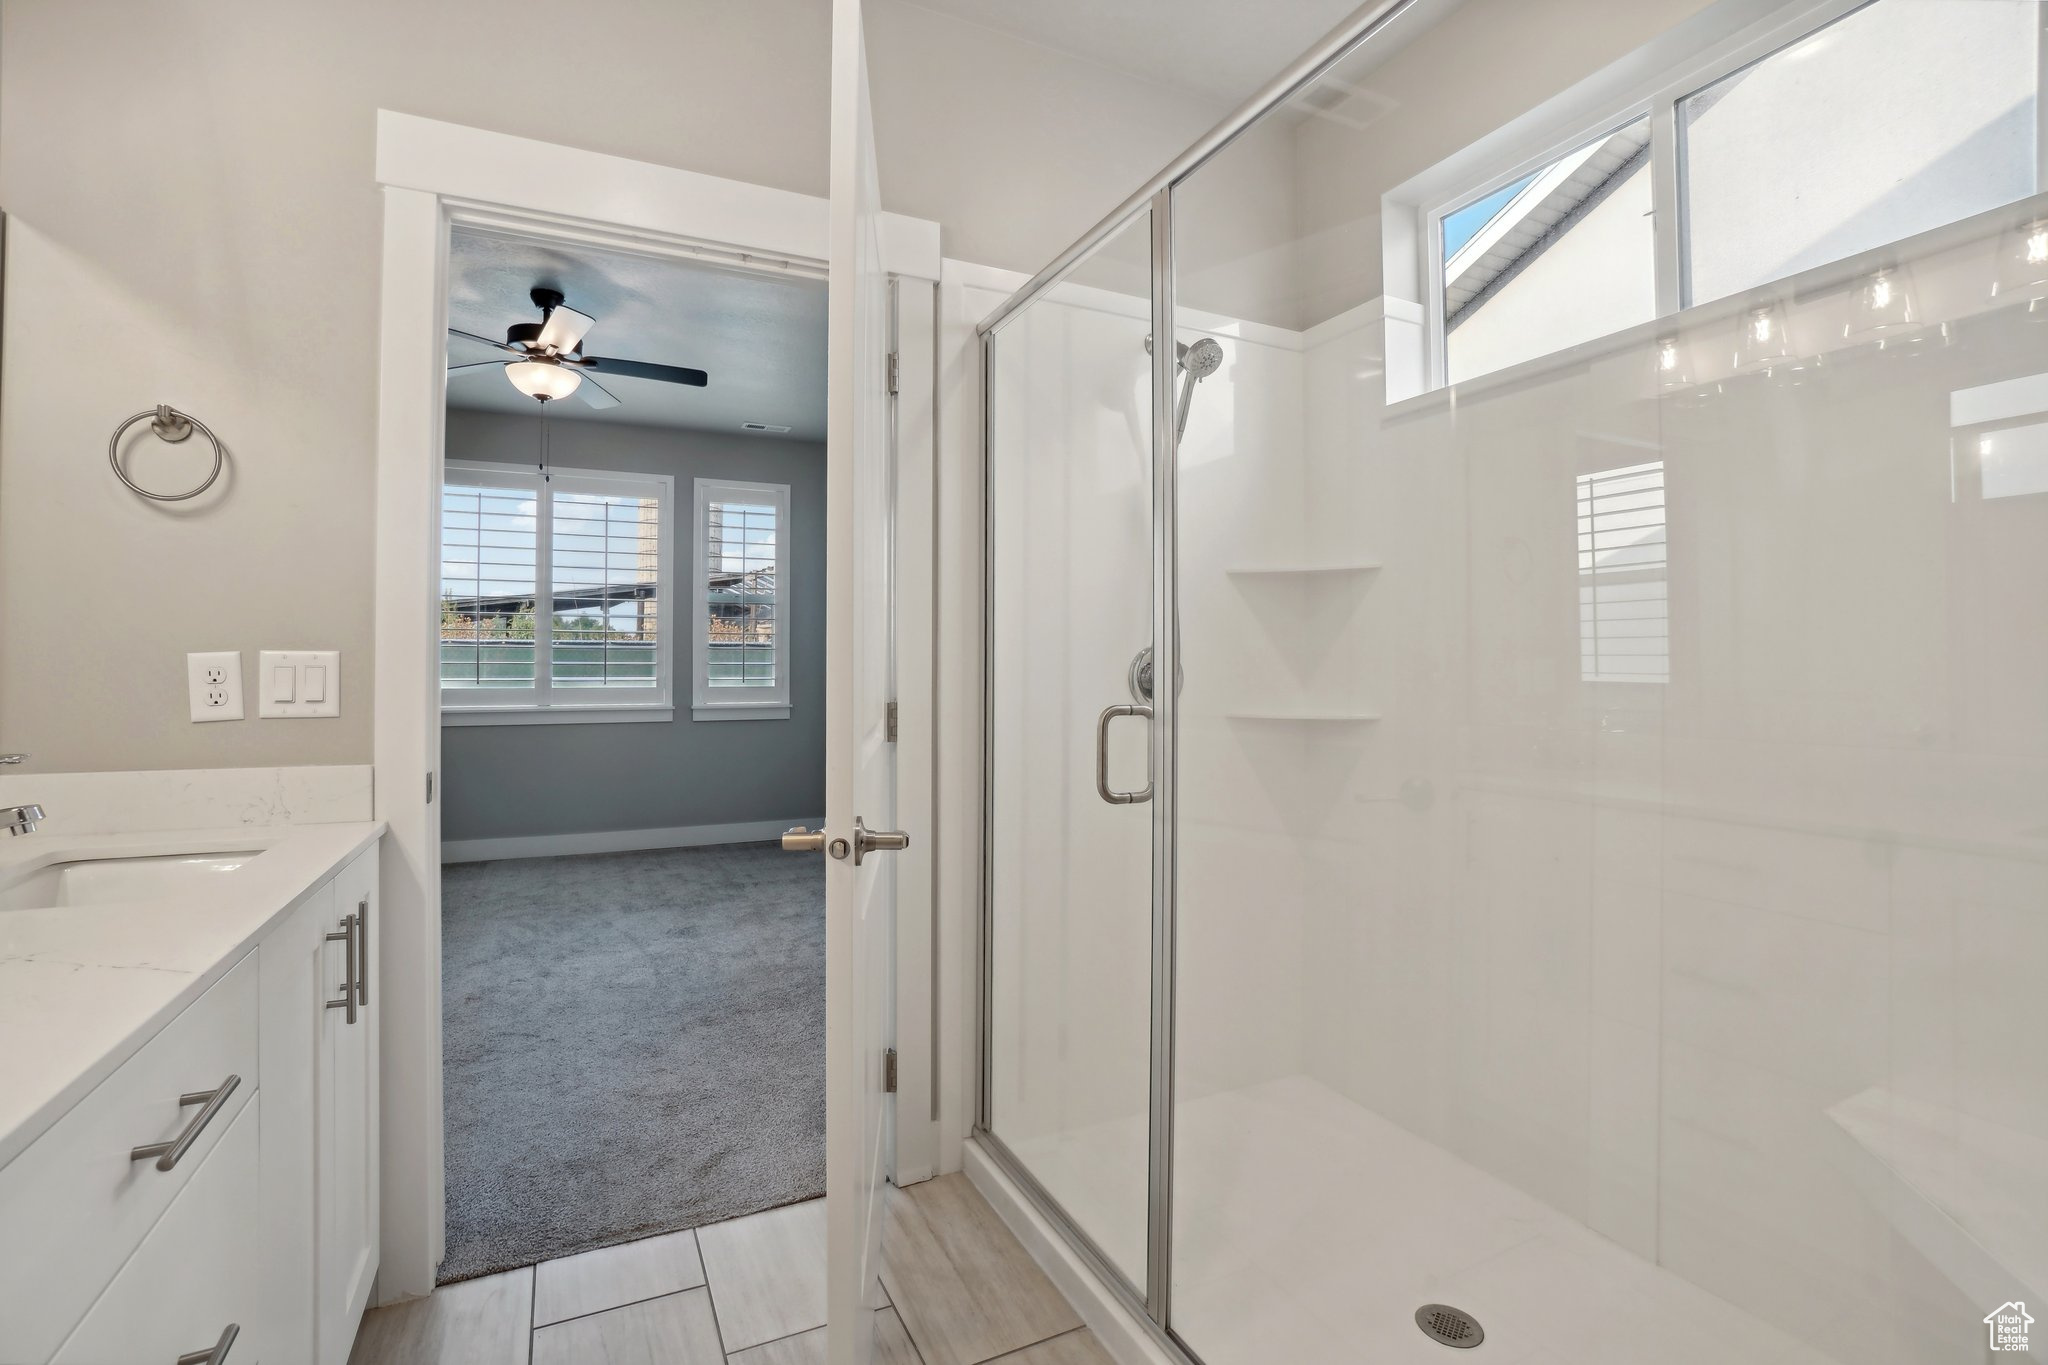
[971,188,1178,1343]
[973,0,1424,1355]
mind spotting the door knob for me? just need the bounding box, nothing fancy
[850,816,909,866]
[785,821,908,865]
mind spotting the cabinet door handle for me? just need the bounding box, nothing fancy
[176,1322,239,1365]
[129,1075,240,1171]
[355,896,370,1008]
[326,913,358,1024]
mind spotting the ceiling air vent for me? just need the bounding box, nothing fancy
[741,422,792,434]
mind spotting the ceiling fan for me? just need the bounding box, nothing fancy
[448,287,709,410]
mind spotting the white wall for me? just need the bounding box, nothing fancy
[1281,215,2048,1365]
[977,250,1314,1281]
[0,0,1241,774]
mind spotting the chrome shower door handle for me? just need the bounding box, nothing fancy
[1096,703,1154,805]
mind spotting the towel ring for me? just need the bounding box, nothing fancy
[108,405,225,502]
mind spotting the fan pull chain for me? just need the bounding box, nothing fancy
[539,407,551,483]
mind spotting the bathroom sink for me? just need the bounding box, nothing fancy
[0,850,264,912]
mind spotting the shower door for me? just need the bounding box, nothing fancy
[982,207,1159,1294]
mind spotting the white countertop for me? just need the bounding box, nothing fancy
[0,821,384,1168]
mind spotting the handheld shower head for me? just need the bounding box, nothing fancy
[1142,333,1227,443]
[1143,334,1226,377]
[1182,337,1224,380]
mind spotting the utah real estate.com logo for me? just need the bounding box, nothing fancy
[1985,1301,2034,1353]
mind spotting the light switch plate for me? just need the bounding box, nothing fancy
[259,650,341,718]
[187,651,244,722]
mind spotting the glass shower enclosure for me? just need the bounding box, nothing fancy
[978,2,2048,1362]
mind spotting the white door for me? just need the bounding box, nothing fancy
[823,1,903,1362]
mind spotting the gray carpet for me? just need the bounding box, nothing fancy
[439,842,825,1283]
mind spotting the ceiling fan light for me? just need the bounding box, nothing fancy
[505,359,583,403]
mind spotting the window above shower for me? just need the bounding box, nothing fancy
[1393,0,2048,394]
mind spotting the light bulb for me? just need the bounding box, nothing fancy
[1843,266,1921,345]
[1992,216,2048,305]
[1653,335,1693,391]
[506,359,583,403]
[1733,303,1795,374]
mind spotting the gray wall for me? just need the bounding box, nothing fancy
[0,0,1231,773]
[439,411,824,843]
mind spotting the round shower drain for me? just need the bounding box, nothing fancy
[1415,1304,1484,1349]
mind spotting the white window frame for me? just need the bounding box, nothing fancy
[1383,0,2046,401]
[440,458,675,725]
[691,477,792,722]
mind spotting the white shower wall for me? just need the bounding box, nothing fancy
[984,266,1315,1282]
[982,193,2045,1365]
[1251,213,2048,1364]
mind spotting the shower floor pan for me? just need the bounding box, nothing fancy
[1007,1076,1831,1365]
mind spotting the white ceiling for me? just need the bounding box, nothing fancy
[445,228,828,441]
[902,0,1378,104]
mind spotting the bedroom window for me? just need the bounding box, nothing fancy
[692,478,791,720]
[441,461,674,722]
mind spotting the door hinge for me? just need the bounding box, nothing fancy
[885,700,899,742]
[426,771,435,803]
[886,352,900,396]
[884,1047,899,1093]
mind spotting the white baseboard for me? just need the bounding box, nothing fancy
[440,816,822,864]
[962,1138,1186,1365]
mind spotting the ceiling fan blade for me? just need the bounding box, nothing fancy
[447,360,509,374]
[536,305,595,356]
[579,356,709,387]
[448,328,522,354]
[577,374,620,410]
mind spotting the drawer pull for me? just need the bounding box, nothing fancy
[129,1075,240,1172]
[356,895,370,1008]
[176,1322,239,1365]
[326,912,358,1024]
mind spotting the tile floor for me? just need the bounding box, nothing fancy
[348,1175,1115,1365]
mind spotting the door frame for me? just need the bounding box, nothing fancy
[370,109,940,1302]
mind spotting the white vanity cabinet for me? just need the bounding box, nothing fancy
[52,1097,263,1365]
[318,847,380,1365]
[0,835,382,1365]
[259,841,383,1365]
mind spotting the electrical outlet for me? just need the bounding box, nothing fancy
[259,650,341,718]
[187,651,245,722]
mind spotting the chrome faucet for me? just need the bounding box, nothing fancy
[1,753,37,833]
